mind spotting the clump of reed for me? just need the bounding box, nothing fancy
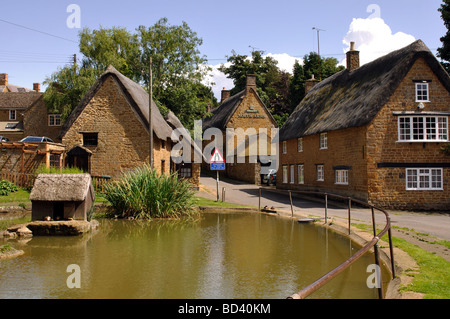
[102,165,197,219]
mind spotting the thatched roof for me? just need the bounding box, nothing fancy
[29,174,94,202]
[280,40,450,141]
[59,65,173,141]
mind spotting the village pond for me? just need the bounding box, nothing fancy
[0,212,390,299]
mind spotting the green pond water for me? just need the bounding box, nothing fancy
[0,212,389,299]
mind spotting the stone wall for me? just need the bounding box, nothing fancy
[366,57,450,210]
[23,97,63,142]
[62,76,171,178]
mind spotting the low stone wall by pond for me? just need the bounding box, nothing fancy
[1,220,99,238]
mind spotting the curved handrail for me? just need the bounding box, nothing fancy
[258,188,395,299]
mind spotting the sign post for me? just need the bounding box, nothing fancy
[210,148,225,202]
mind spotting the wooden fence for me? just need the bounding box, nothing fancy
[0,172,36,189]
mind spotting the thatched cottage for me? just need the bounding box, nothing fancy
[29,174,95,221]
[202,74,278,184]
[278,40,450,211]
[59,65,200,186]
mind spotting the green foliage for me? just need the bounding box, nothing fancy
[0,244,13,254]
[0,180,18,196]
[34,164,85,175]
[219,50,344,126]
[438,0,450,73]
[103,165,197,219]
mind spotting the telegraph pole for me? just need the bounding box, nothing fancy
[312,27,325,81]
[149,56,153,168]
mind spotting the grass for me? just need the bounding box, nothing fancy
[351,222,450,299]
[194,196,256,208]
[0,188,31,205]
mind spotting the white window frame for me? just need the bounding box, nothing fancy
[415,83,430,102]
[48,114,61,126]
[406,168,443,191]
[282,165,288,184]
[298,164,304,184]
[317,165,324,182]
[320,133,328,149]
[282,141,287,154]
[290,165,295,184]
[297,138,303,152]
[398,116,448,142]
[335,170,349,185]
[9,110,16,120]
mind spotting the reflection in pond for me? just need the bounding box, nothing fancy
[0,213,389,299]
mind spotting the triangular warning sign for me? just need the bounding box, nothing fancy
[210,148,225,163]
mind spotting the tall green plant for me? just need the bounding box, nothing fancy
[103,165,197,219]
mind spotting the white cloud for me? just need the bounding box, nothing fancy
[264,53,300,73]
[342,17,416,66]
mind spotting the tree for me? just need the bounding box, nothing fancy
[44,18,215,130]
[43,64,97,121]
[438,0,450,73]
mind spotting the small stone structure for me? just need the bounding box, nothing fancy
[29,173,95,221]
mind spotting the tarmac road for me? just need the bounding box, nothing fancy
[199,175,450,241]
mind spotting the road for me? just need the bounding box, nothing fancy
[198,175,450,241]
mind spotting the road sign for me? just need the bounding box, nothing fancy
[210,162,225,171]
[210,148,225,163]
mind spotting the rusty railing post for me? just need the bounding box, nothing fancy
[289,191,294,217]
[348,198,351,234]
[324,193,328,224]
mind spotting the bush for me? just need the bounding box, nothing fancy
[0,180,18,196]
[103,165,197,219]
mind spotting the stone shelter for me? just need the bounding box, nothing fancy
[59,65,200,186]
[29,174,95,221]
[278,40,450,211]
[202,74,278,184]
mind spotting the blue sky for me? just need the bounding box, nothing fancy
[0,0,446,98]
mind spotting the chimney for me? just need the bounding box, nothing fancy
[246,74,257,93]
[221,88,231,103]
[305,74,320,94]
[0,73,8,86]
[346,42,360,72]
[33,83,41,92]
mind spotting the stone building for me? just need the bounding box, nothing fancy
[279,40,450,211]
[59,65,200,186]
[202,74,278,184]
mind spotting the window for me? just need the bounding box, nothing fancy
[282,141,287,154]
[320,133,328,149]
[297,138,303,152]
[290,165,295,184]
[416,83,429,102]
[177,163,192,178]
[406,168,443,190]
[50,154,61,168]
[48,114,61,126]
[82,133,98,146]
[317,165,324,181]
[335,170,349,185]
[282,165,288,184]
[9,110,16,120]
[398,116,448,142]
[298,164,304,184]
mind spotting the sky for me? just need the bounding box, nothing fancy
[0,0,446,99]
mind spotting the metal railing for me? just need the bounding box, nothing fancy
[258,188,396,299]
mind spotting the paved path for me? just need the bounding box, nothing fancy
[198,175,450,241]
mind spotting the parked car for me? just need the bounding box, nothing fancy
[262,169,277,186]
[0,136,10,142]
[19,136,54,143]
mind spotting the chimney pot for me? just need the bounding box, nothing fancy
[305,74,320,95]
[33,83,41,92]
[346,42,360,72]
[0,73,8,86]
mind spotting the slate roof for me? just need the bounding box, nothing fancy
[280,40,450,141]
[59,65,173,141]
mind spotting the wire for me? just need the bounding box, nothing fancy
[0,18,78,44]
